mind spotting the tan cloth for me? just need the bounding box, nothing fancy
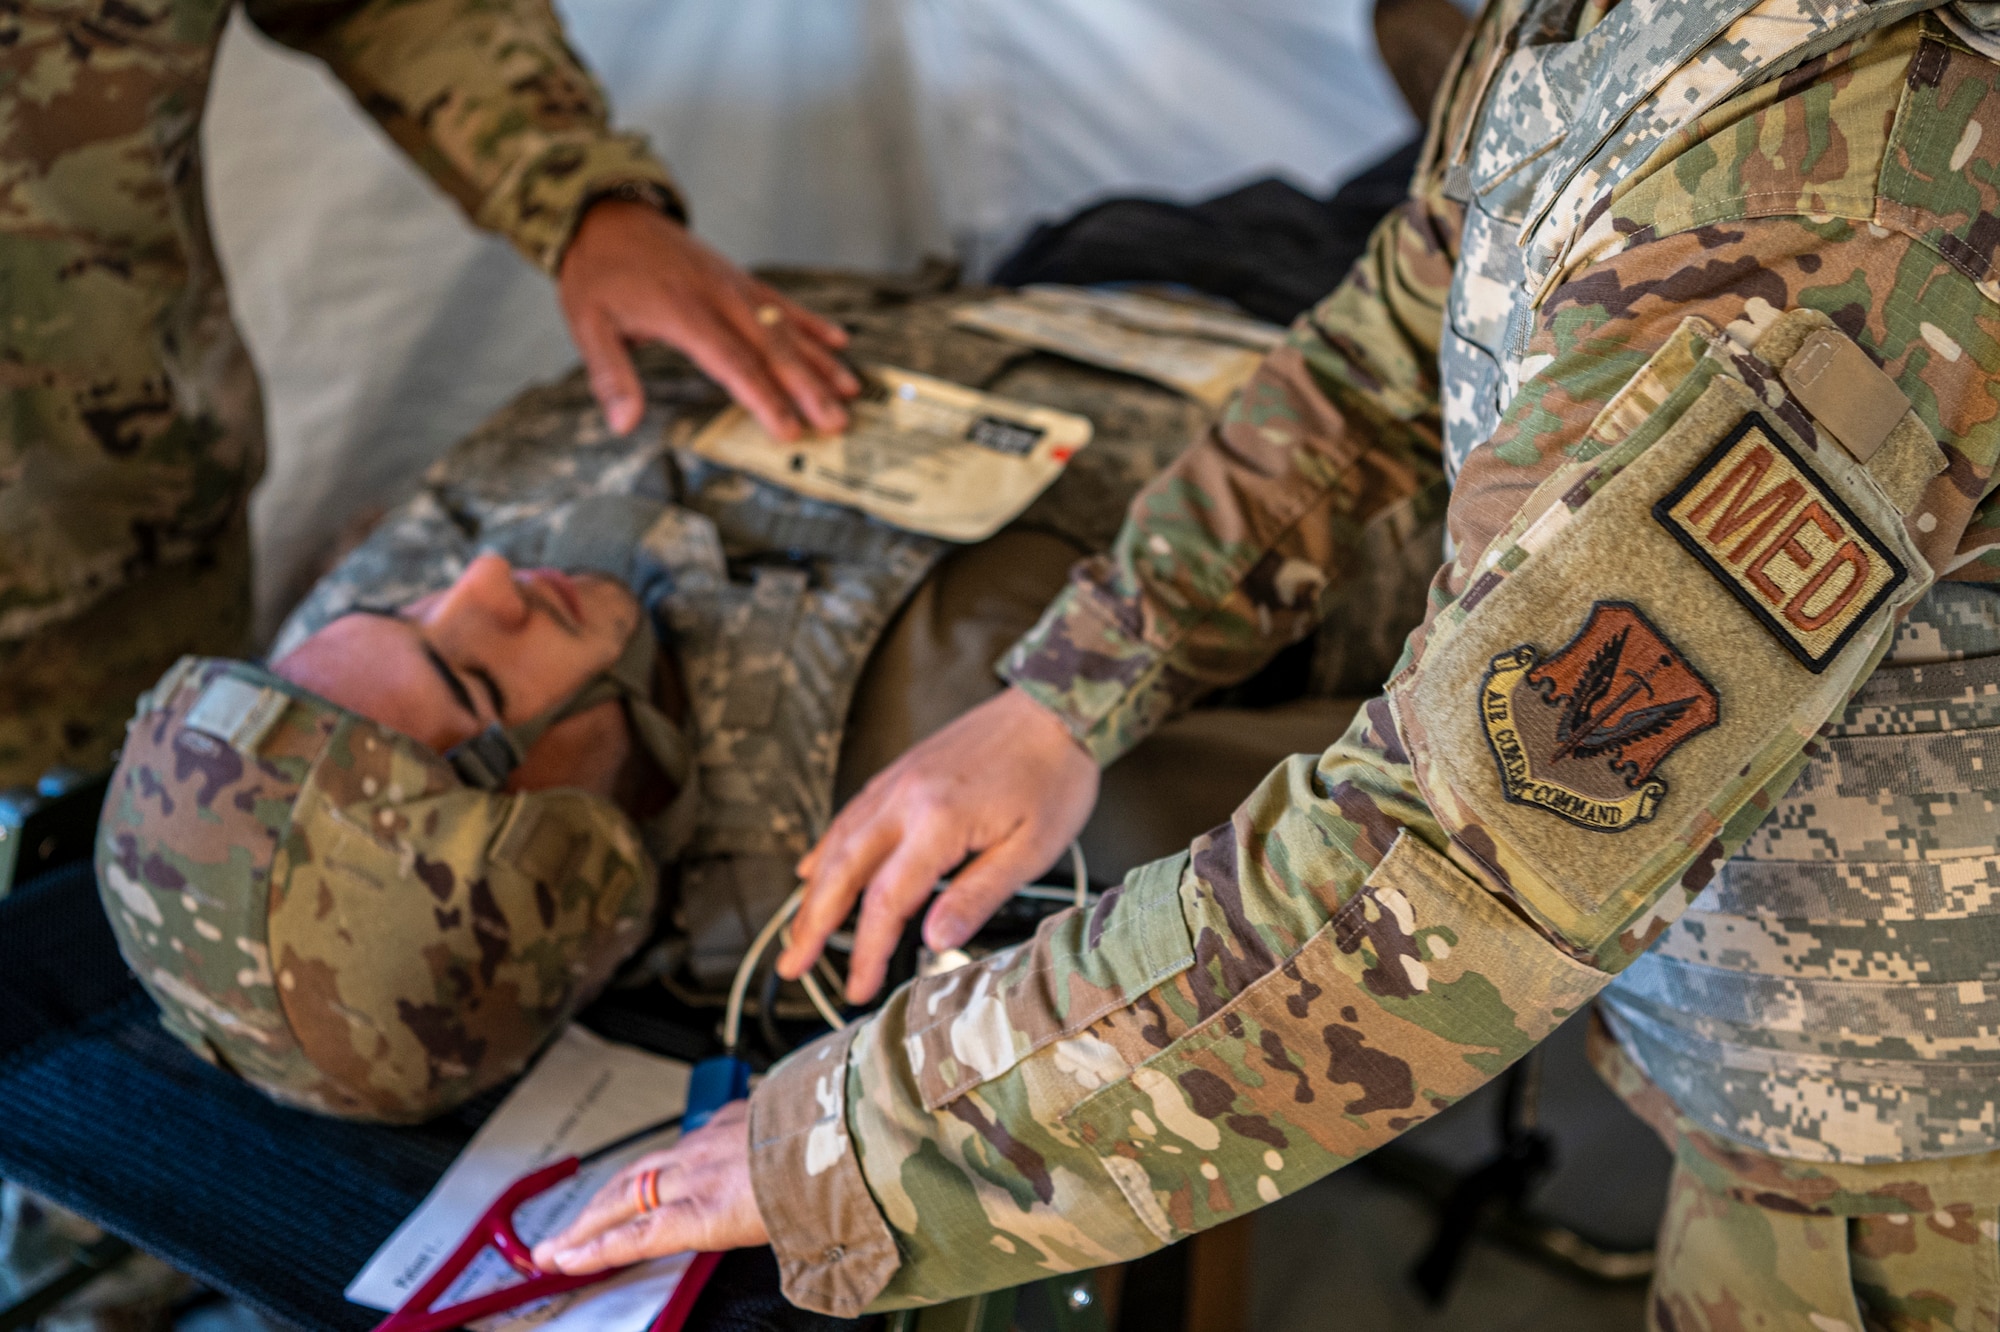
[836,529,1084,804]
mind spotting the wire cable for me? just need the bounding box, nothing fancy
[722,885,805,1052]
[756,961,788,1056]
[795,961,848,1030]
[721,838,1091,1052]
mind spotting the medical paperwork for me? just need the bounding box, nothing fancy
[951,285,1284,407]
[348,1027,694,1332]
[687,365,1093,542]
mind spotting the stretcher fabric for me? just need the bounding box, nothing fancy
[0,860,869,1332]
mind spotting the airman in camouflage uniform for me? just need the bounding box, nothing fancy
[717,5,2000,1329]
[0,0,692,787]
[10,0,905,798]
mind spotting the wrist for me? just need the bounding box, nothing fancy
[997,569,1163,767]
[580,179,687,227]
[560,183,689,275]
[1000,684,1092,763]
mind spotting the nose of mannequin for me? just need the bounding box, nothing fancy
[434,552,527,625]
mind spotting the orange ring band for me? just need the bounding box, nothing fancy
[634,1167,662,1213]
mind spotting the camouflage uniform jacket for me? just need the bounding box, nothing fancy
[744,1,2000,1317]
[0,0,678,645]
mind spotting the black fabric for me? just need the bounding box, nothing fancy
[0,862,871,1332]
[990,138,1422,325]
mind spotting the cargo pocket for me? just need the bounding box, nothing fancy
[1653,1160,1871,1332]
[1060,830,1605,1243]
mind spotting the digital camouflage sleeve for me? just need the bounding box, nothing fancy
[746,14,2000,1316]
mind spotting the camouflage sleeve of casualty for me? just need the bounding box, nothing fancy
[747,209,2000,1314]
[241,0,679,273]
[998,193,1457,765]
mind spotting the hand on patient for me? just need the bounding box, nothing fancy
[779,686,1099,1003]
[533,1101,768,1275]
[560,201,860,442]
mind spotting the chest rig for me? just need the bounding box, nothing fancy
[274,394,945,991]
[1437,0,2000,1162]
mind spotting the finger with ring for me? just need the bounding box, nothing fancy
[633,1167,663,1213]
[755,304,785,328]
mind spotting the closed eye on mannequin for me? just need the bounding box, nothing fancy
[342,604,503,725]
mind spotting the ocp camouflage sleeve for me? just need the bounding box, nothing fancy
[998,192,1458,764]
[748,95,2000,1310]
[242,0,679,273]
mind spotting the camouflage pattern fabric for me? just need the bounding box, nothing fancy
[1603,615,2000,1164]
[95,271,1307,1122]
[97,656,656,1122]
[0,520,249,786]
[1594,1016,2000,1331]
[741,4,2000,1319]
[0,0,679,786]
[1650,1156,2000,1332]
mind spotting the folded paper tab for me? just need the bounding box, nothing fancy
[952,285,1282,407]
[687,366,1093,542]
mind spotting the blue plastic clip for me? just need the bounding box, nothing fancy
[685,1055,753,1131]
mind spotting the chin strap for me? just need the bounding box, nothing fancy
[445,621,699,856]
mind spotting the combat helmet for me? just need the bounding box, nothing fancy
[96,515,695,1124]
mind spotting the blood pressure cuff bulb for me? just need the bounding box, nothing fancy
[95,656,658,1123]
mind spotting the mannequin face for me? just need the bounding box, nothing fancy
[273,553,642,795]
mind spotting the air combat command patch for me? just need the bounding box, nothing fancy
[1481,603,1719,832]
[1653,413,1906,672]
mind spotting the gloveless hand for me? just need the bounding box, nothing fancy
[778,686,1100,1002]
[558,201,858,441]
[532,1101,767,1276]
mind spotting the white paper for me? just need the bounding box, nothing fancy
[686,365,1093,542]
[347,1027,695,1332]
[951,286,1284,406]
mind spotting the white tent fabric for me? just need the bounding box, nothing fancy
[204,0,1415,635]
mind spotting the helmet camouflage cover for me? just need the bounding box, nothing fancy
[96,655,656,1123]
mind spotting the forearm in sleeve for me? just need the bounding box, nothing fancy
[754,216,1992,1315]
[1001,194,1458,765]
[242,0,680,272]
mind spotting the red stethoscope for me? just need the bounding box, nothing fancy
[366,1106,725,1332]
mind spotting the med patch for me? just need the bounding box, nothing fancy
[1653,414,1906,672]
[1481,603,1718,832]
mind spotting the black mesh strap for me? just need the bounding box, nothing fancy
[445,725,526,790]
[445,673,625,789]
